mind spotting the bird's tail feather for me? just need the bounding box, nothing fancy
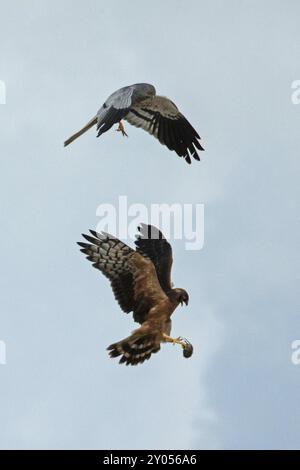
[64,116,97,147]
[107,333,160,366]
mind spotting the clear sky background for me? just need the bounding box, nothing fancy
[0,0,299,450]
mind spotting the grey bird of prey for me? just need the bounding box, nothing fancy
[77,224,193,365]
[64,83,204,164]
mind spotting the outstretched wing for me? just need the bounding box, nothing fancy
[134,223,173,294]
[125,95,204,164]
[77,230,168,324]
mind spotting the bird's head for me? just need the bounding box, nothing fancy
[173,288,189,306]
[144,83,156,96]
[134,83,156,99]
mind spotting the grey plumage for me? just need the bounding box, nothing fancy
[64,83,204,164]
[96,83,156,137]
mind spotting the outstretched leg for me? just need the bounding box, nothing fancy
[116,120,128,137]
[163,334,185,347]
[163,334,193,358]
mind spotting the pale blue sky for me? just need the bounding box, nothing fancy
[0,0,299,449]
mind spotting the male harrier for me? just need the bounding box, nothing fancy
[64,83,204,164]
[78,224,193,365]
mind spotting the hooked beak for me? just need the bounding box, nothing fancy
[180,298,189,306]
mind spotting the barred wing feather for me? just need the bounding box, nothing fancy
[125,95,204,164]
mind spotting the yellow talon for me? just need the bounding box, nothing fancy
[116,121,128,137]
[163,334,193,358]
[163,334,185,347]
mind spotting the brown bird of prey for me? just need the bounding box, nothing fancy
[77,224,193,365]
[64,83,204,164]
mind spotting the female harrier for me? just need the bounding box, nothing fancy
[65,83,204,164]
[78,224,193,365]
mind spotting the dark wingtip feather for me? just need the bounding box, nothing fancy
[82,233,99,244]
[89,229,100,238]
[194,138,205,151]
[77,241,89,248]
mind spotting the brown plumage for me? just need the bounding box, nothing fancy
[77,224,193,366]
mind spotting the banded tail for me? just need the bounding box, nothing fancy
[64,116,97,147]
[107,333,160,366]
